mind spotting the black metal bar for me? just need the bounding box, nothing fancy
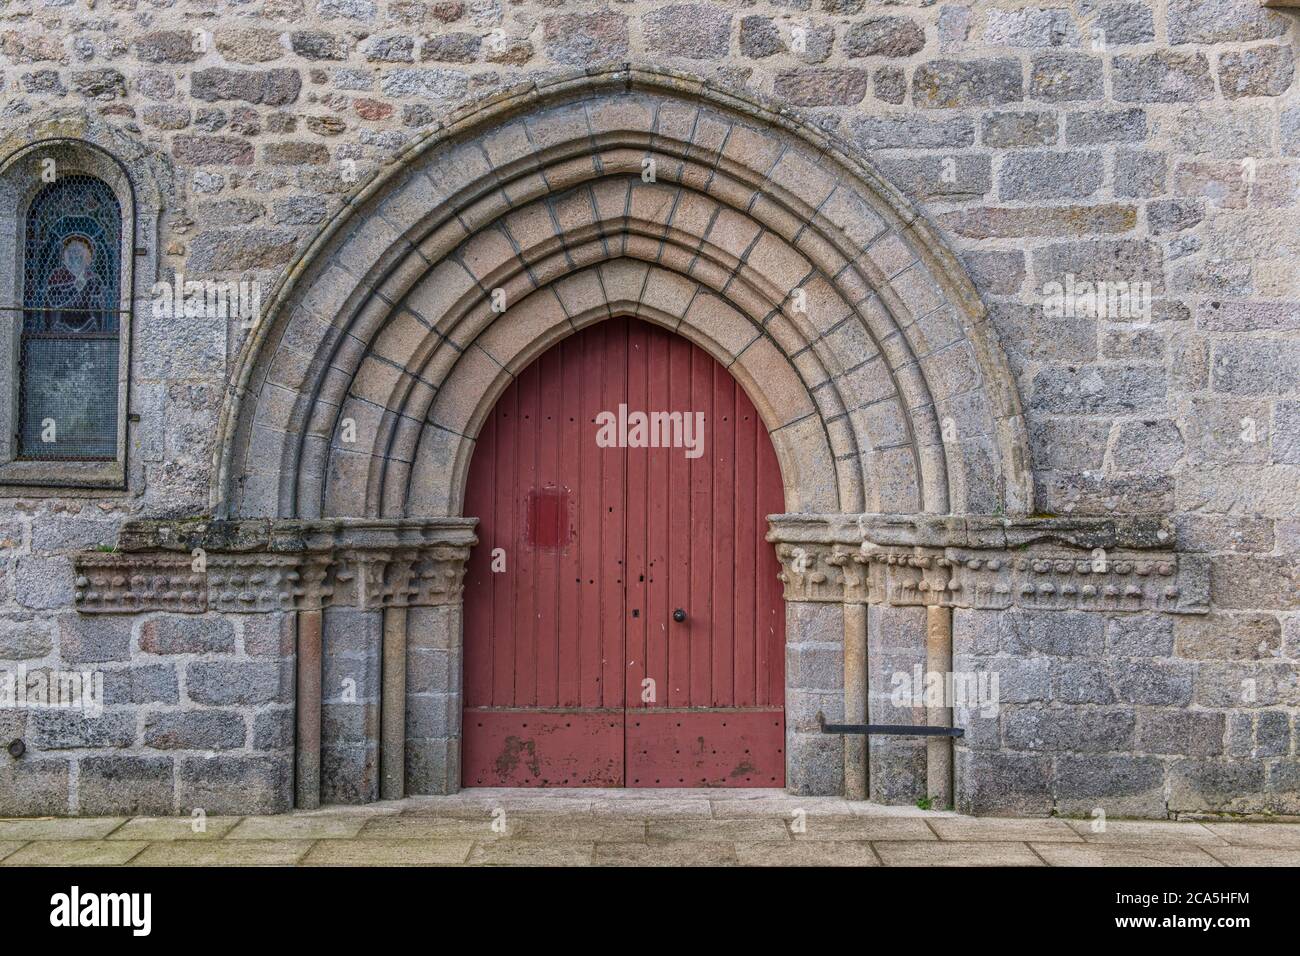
[821,723,964,738]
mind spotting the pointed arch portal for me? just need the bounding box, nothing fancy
[207,66,1051,807]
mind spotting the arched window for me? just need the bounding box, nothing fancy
[19,175,122,460]
[0,134,155,492]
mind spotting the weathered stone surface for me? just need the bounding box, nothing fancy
[1113,52,1214,103]
[1030,54,1105,102]
[774,69,869,107]
[1217,45,1295,100]
[79,756,175,816]
[1000,152,1104,200]
[844,17,925,59]
[59,613,132,663]
[912,59,1023,109]
[643,5,732,59]
[852,115,974,150]
[186,661,293,706]
[1111,420,1185,473]
[1167,0,1288,45]
[0,613,55,659]
[144,711,247,750]
[543,13,628,66]
[178,755,293,814]
[191,68,302,106]
[0,760,69,816]
[982,111,1058,148]
[139,615,236,655]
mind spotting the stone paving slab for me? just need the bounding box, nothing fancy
[736,840,881,867]
[110,817,243,841]
[1031,843,1223,867]
[226,815,368,840]
[1065,820,1227,845]
[1,793,1297,866]
[592,798,713,817]
[129,840,315,866]
[929,818,1083,843]
[467,840,595,866]
[0,818,127,841]
[1,840,148,866]
[873,841,1044,867]
[708,796,855,818]
[790,817,936,842]
[1202,845,1300,867]
[1204,823,1300,848]
[361,815,508,840]
[508,816,648,842]
[301,839,474,866]
[594,841,738,866]
[647,817,791,843]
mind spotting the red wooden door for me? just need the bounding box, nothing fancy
[461,317,785,787]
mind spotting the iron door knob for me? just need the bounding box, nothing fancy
[673,608,687,623]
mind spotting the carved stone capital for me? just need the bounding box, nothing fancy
[767,513,1209,614]
[74,518,478,614]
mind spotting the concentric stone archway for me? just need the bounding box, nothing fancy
[209,66,1042,807]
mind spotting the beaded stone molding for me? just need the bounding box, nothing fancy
[767,514,1210,615]
[73,518,478,614]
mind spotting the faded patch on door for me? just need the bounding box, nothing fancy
[525,485,571,551]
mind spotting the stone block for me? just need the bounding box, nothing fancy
[186,660,294,706]
[79,755,175,816]
[139,615,236,655]
[179,755,293,814]
[955,750,1053,815]
[143,711,247,750]
[0,759,70,816]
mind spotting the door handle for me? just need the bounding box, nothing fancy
[673,608,687,623]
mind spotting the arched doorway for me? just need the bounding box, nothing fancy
[209,66,1037,806]
[461,317,786,787]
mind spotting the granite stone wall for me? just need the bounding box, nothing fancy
[1,0,1298,817]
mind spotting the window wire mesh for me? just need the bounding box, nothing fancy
[17,174,122,460]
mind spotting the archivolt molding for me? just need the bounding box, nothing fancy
[213,65,1034,524]
[767,514,1210,615]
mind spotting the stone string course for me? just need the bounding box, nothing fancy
[1,0,1298,818]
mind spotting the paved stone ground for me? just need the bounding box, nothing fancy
[1,789,1298,867]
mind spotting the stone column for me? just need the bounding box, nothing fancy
[867,603,928,805]
[405,603,463,795]
[295,609,322,810]
[320,605,382,804]
[842,602,868,801]
[380,606,407,800]
[925,604,953,809]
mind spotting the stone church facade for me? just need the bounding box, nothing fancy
[0,0,1297,820]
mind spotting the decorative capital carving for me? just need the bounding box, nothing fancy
[767,513,1208,614]
[74,518,477,614]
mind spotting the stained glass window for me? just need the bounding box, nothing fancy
[18,175,122,460]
